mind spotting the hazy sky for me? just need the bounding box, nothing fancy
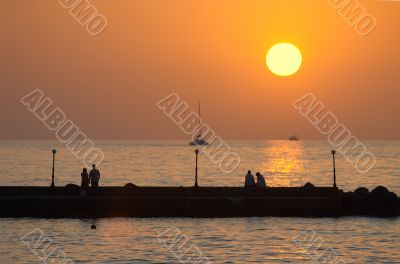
[2,0,400,140]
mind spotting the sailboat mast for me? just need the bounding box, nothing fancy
[198,101,201,118]
[197,101,202,139]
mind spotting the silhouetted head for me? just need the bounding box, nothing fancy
[256,172,261,177]
[83,168,87,173]
[247,170,251,174]
[92,164,96,169]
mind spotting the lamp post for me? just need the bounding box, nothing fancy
[194,149,199,188]
[51,149,57,188]
[331,149,336,188]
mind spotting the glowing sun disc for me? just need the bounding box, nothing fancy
[266,43,302,76]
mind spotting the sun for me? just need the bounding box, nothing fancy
[266,43,302,77]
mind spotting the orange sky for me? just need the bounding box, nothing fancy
[2,0,400,139]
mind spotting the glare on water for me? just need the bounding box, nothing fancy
[0,140,399,264]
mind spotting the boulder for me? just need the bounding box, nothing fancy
[370,186,389,199]
[64,184,81,195]
[124,183,138,189]
[378,192,400,216]
[354,187,369,195]
[367,187,399,216]
[303,182,315,189]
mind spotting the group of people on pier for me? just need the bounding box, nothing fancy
[244,170,266,188]
[81,164,267,191]
[80,165,265,189]
[80,164,101,191]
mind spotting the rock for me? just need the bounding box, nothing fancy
[303,182,315,189]
[354,187,369,195]
[375,191,399,216]
[351,188,371,215]
[64,184,81,195]
[371,186,389,199]
[359,186,400,217]
[124,183,138,189]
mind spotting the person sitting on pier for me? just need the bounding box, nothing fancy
[256,172,266,188]
[244,170,255,187]
[89,164,101,190]
[81,168,89,190]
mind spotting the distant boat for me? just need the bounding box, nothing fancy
[288,135,300,141]
[189,101,209,146]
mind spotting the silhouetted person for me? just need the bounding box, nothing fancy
[89,164,101,191]
[81,168,89,190]
[256,172,266,188]
[244,170,255,187]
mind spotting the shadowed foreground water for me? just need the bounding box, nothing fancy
[1,217,399,263]
[0,141,399,263]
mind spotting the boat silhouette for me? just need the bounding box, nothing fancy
[189,101,209,146]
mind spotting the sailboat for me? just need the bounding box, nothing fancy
[189,101,209,146]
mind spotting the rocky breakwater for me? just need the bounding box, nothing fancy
[343,186,400,217]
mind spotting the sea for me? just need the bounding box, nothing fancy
[0,140,399,263]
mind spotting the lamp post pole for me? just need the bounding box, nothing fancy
[195,149,199,188]
[51,149,57,188]
[331,149,336,188]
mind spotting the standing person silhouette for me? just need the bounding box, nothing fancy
[89,164,101,191]
[81,168,89,191]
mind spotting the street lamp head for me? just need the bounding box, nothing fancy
[195,149,199,154]
[52,149,57,154]
[331,149,336,155]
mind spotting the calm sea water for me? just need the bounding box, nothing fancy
[0,140,399,263]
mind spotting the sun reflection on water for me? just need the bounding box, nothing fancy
[262,141,309,187]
